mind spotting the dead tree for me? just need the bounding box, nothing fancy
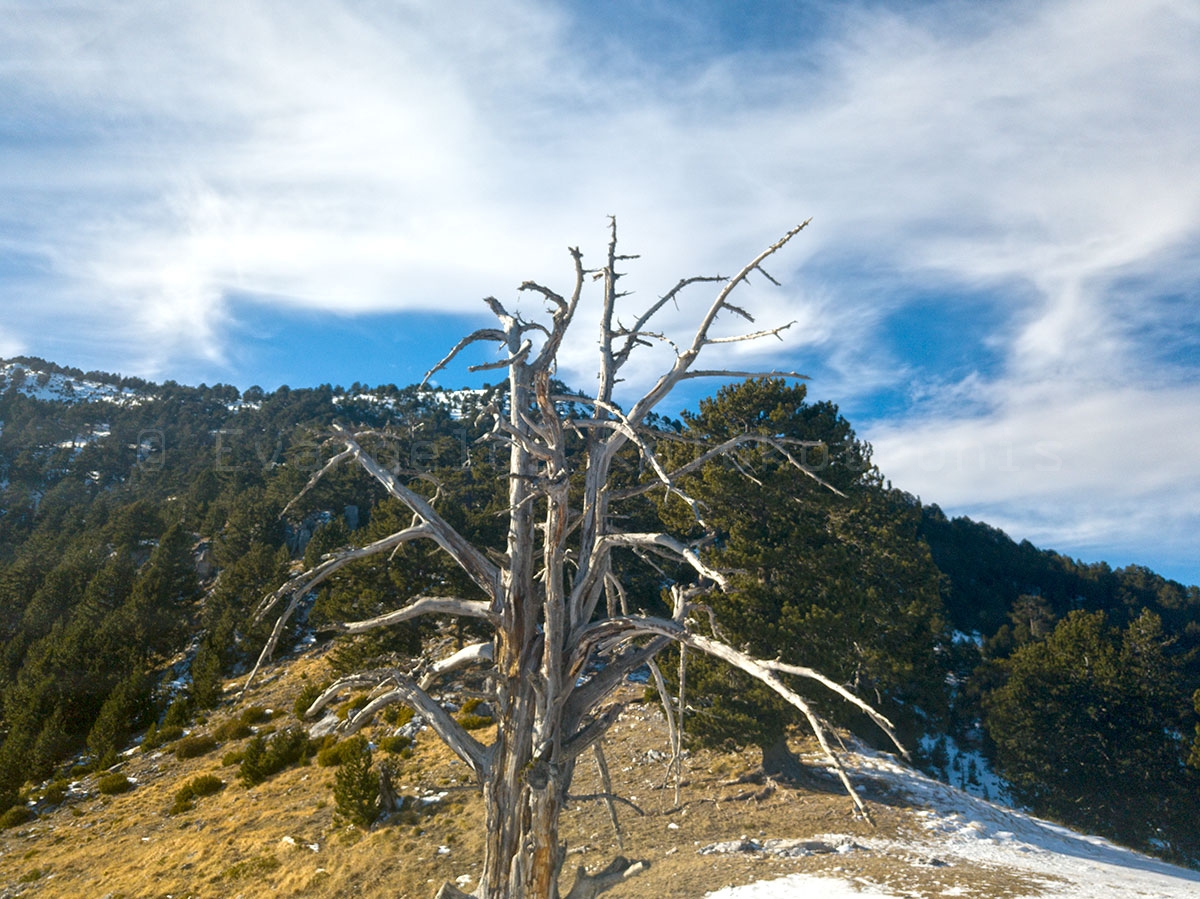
[247,219,908,899]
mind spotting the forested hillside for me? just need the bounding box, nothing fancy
[0,357,1197,866]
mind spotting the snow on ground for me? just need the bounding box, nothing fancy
[710,875,899,899]
[919,733,1014,806]
[707,748,1200,899]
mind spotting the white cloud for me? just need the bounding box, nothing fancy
[869,381,1200,577]
[0,327,22,360]
[2,0,1199,577]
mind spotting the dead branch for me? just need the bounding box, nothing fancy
[334,425,502,602]
[564,857,650,899]
[609,433,833,503]
[341,671,490,777]
[573,614,904,821]
[567,786,645,818]
[677,368,809,381]
[627,220,811,424]
[251,523,433,624]
[419,641,495,691]
[591,742,625,849]
[598,533,728,589]
[279,445,355,519]
[323,595,495,636]
[760,659,908,760]
[703,321,796,345]
[419,325,508,390]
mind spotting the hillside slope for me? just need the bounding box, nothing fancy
[2,647,1198,899]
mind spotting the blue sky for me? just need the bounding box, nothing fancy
[2,0,1199,586]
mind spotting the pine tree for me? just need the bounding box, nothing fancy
[657,379,948,770]
[87,669,152,761]
[333,737,379,827]
[984,609,1198,852]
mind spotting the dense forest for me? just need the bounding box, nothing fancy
[1,357,1197,865]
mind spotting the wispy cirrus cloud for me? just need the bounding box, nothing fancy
[1,0,1198,581]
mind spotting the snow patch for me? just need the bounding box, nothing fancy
[919,733,1014,806]
[711,747,1200,898]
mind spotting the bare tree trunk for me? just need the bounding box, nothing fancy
[760,735,809,782]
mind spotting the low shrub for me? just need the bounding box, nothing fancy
[265,725,311,768]
[456,697,493,730]
[294,683,326,720]
[337,694,371,721]
[238,726,314,787]
[171,774,225,814]
[142,723,185,752]
[42,780,69,805]
[382,704,415,728]
[221,854,282,880]
[213,718,252,741]
[162,696,194,728]
[97,773,133,795]
[239,706,272,726]
[317,738,356,768]
[457,714,493,730]
[378,734,412,754]
[1,806,35,829]
[238,736,269,786]
[174,733,218,760]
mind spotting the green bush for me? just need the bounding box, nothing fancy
[317,738,358,768]
[378,734,412,754]
[213,719,253,741]
[97,773,133,795]
[382,704,415,728]
[239,706,272,726]
[174,733,218,760]
[238,726,313,787]
[221,854,282,880]
[456,697,493,730]
[142,723,184,752]
[457,714,493,731]
[172,774,225,814]
[238,736,269,787]
[294,683,326,720]
[162,696,194,728]
[333,737,379,827]
[265,725,312,768]
[337,694,371,721]
[42,780,69,805]
[1,806,35,829]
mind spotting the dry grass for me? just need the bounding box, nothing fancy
[0,651,1049,899]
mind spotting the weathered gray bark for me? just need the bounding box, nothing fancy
[250,219,906,899]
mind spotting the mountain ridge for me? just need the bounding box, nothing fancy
[1,355,1197,880]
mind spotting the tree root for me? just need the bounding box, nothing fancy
[564,856,651,899]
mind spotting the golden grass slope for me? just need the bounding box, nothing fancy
[0,650,1054,899]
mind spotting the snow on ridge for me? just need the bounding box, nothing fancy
[1,362,142,406]
[709,747,1200,899]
